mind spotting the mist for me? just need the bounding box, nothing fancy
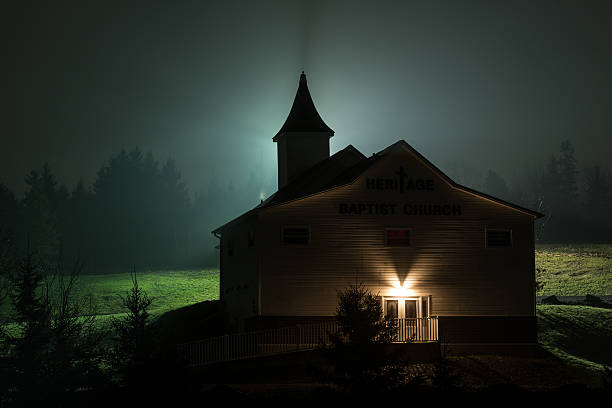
[2,0,612,268]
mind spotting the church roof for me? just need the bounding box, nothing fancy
[212,141,543,234]
[273,72,334,141]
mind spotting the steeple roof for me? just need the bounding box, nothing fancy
[273,72,334,141]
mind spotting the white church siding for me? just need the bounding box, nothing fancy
[255,147,535,322]
[214,73,541,343]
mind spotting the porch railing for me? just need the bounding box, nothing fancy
[178,317,438,367]
[178,320,339,367]
[395,317,438,342]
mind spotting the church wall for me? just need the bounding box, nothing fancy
[219,217,260,330]
[256,147,536,321]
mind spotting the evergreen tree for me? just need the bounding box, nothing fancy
[7,252,106,405]
[0,183,19,273]
[22,164,65,266]
[335,283,396,345]
[584,165,612,226]
[558,140,578,206]
[483,169,510,201]
[323,283,405,391]
[110,269,157,388]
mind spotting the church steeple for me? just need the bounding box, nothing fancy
[274,72,334,188]
[273,72,334,139]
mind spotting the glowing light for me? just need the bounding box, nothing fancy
[388,280,415,297]
[259,191,266,200]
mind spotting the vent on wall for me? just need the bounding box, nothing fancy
[282,226,310,245]
[486,229,512,247]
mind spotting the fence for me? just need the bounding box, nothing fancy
[396,317,438,342]
[178,320,339,367]
[178,317,438,367]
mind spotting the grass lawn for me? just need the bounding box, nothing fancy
[72,269,220,316]
[0,269,220,321]
[535,243,612,296]
[537,304,612,371]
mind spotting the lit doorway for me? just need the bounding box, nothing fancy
[383,296,431,341]
[383,296,429,319]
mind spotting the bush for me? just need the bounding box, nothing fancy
[109,268,158,388]
[323,282,412,391]
[2,253,107,406]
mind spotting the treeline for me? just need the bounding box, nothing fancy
[480,140,612,242]
[0,148,272,272]
[0,141,610,273]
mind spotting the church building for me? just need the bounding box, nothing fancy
[213,73,543,345]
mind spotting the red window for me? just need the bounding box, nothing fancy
[386,228,411,246]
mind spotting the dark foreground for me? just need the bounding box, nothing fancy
[44,345,611,407]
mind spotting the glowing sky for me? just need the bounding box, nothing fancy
[3,0,612,197]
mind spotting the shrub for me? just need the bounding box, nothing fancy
[323,282,411,391]
[109,268,158,388]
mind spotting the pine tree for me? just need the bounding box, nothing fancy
[110,268,157,388]
[7,252,106,405]
[558,140,578,206]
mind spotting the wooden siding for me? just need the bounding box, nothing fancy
[219,216,260,329]
[253,147,536,318]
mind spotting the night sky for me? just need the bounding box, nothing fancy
[3,0,612,198]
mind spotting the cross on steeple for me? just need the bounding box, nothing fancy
[395,166,407,193]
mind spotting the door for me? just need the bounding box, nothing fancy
[385,299,398,319]
[404,299,417,318]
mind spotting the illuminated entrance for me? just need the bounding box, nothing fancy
[383,296,429,318]
[383,296,435,342]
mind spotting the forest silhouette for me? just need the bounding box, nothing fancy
[0,140,610,272]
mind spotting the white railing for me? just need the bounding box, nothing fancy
[178,320,339,367]
[395,317,438,342]
[178,317,438,367]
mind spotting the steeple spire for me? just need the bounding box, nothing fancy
[273,73,335,188]
[273,72,334,140]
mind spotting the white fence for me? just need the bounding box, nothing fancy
[178,317,438,367]
[396,317,439,342]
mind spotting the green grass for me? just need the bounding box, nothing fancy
[1,269,220,321]
[536,244,612,296]
[537,304,612,372]
[72,269,220,316]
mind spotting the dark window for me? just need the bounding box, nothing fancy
[282,226,309,245]
[386,228,411,246]
[421,297,428,318]
[487,229,512,247]
[385,299,398,318]
[248,230,255,247]
[405,299,417,318]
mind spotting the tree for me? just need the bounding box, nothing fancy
[558,139,578,205]
[110,269,157,388]
[335,283,396,345]
[92,148,194,269]
[483,169,510,201]
[584,166,612,215]
[323,283,408,391]
[0,183,19,272]
[21,164,67,266]
[6,252,107,405]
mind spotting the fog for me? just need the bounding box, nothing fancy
[2,1,611,266]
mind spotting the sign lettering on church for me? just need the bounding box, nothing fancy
[366,166,434,192]
[338,166,462,216]
[338,202,462,216]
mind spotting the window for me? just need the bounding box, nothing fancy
[282,226,309,245]
[385,228,411,246]
[486,228,512,247]
[248,230,255,247]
